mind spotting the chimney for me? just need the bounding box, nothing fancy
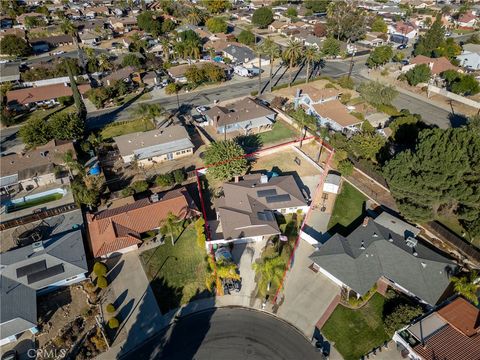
[360,241,365,250]
[260,174,268,184]
[234,176,239,183]
[362,217,369,227]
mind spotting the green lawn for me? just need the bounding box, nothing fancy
[14,105,74,125]
[7,193,63,213]
[258,120,299,146]
[322,293,390,360]
[435,215,478,247]
[328,182,367,233]
[139,224,209,313]
[100,118,155,139]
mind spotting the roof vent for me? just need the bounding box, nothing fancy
[413,251,418,257]
[373,232,378,238]
[128,140,132,143]
[406,236,418,248]
[150,193,159,202]
[388,234,394,242]
[32,241,44,252]
[360,241,365,250]
[260,174,268,184]
[421,262,426,268]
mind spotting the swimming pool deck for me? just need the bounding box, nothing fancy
[0,184,74,223]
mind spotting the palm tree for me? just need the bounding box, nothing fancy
[186,8,203,26]
[304,46,322,83]
[160,38,170,63]
[60,19,85,71]
[263,37,281,92]
[252,255,286,297]
[451,271,479,305]
[283,39,303,87]
[159,212,183,246]
[254,41,266,94]
[131,103,165,129]
[98,53,112,72]
[61,150,82,179]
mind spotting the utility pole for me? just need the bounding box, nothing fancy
[347,49,355,79]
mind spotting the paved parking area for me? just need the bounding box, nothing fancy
[276,241,340,339]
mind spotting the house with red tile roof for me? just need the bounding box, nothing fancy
[456,12,478,30]
[402,55,459,76]
[393,297,480,360]
[86,188,199,258]
[388,21,418,40]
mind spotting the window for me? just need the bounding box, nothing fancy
[176,151,180,155]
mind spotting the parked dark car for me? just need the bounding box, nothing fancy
[1,350,17,360]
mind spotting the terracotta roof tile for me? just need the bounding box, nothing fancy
[7,83,91,106]
[410,55,458,75]
[438,297,480,337]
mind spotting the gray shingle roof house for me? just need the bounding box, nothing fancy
[0,230,88,345]
[211,174,308,244]
[309,212,457,306]
[204,97,277,135]
[114,125,194,167]
[222,44,255,64]
[0,64,20,83]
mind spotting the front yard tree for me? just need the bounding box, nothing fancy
[204,0,230,14]
[350,132,386,163]
[414,15,445,57]
[137,10,163,36]
[405,64,431,86]
[358,81,398,106]
[252,7,274,29]
[238,29,255,46]
[304,46,322,83]
[49,112,85,141]
[384,304,423,335]
[0,34,30,56]
[122,53,142,68]
[326,1,369,42]
[451,271,479,305]
[322,37,341,57]
[206,17,227,33]
[203,140,248,181]
[284,39,303,87]
[366,45,393,68]
[304,0,330,13]
[252,255,286,297]
[383,127,480,238]
[159,212,182,246]
[371,17,388,33]
[19,117,51,148]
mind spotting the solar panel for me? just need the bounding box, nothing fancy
[27,264,64,284]
[265,194,291,203]
[257,189,277,197]
[16,260,47,278]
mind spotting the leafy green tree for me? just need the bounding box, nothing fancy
[285,7,297,19]
[326,1,370,41]
[165,82,180,95]
[106,304,116,313]
[283,39,303,87]
[414,15,445,57]
[450,74,480,96]
[202,62,226,82]
[206,17,227,33]
[0,34,30,56]
[366,45,393,68]
[175,30,201,59]
[185,65,206,85]
[156,172,175,187]
[389,113,428,145]
[322,37,341,57]
[371,17,387,33]
[93,262,108,277]
[358,81,398,106]
[19,118,51,148]
[384,304,423,335]
[108,317,119,329]
[159,212,183,245]
[252,7,274,29]
[337,159,354,176]
[122,53,142,68]
[203,0,230,14]
[237,29,255,46]
[25,15,46,29]
[186,8,204,25]
[405,64,431,86]
[434,37,461,59]
[252,255,286,297]
[350,132,386,163]
[161,19,176,33]
[451,271,480,305]
[131,180,149,193]
[49,112,85,141]
[203,140,248,181]
[97,276,108,289]
[304,0,330,13]
[71,177,100,208]
[137,10,162,36]
[58,95,73,106]
[383,127,480,238]
[172,168,185,184]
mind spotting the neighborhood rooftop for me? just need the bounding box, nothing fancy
[6,83,91,106]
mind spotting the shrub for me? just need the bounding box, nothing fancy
[172,168,185,184]
[324,83,337,89]
[337,159,354,176]
[121,187,134,197]
[155,172,174,187]
[384,304,423,335]
[337,76,354,89]
[108,317,120,329]
[58,95,73,106]
[250,90,258,96]
[93,262,107,277]
[339,93,351,104]
[96,276,108,289]
[131,180,149,193]
[106,304,116,313]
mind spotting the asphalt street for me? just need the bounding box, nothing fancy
[122,308,321,360]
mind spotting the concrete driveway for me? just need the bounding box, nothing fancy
[276,241,340,339]
[230,240,264,307]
